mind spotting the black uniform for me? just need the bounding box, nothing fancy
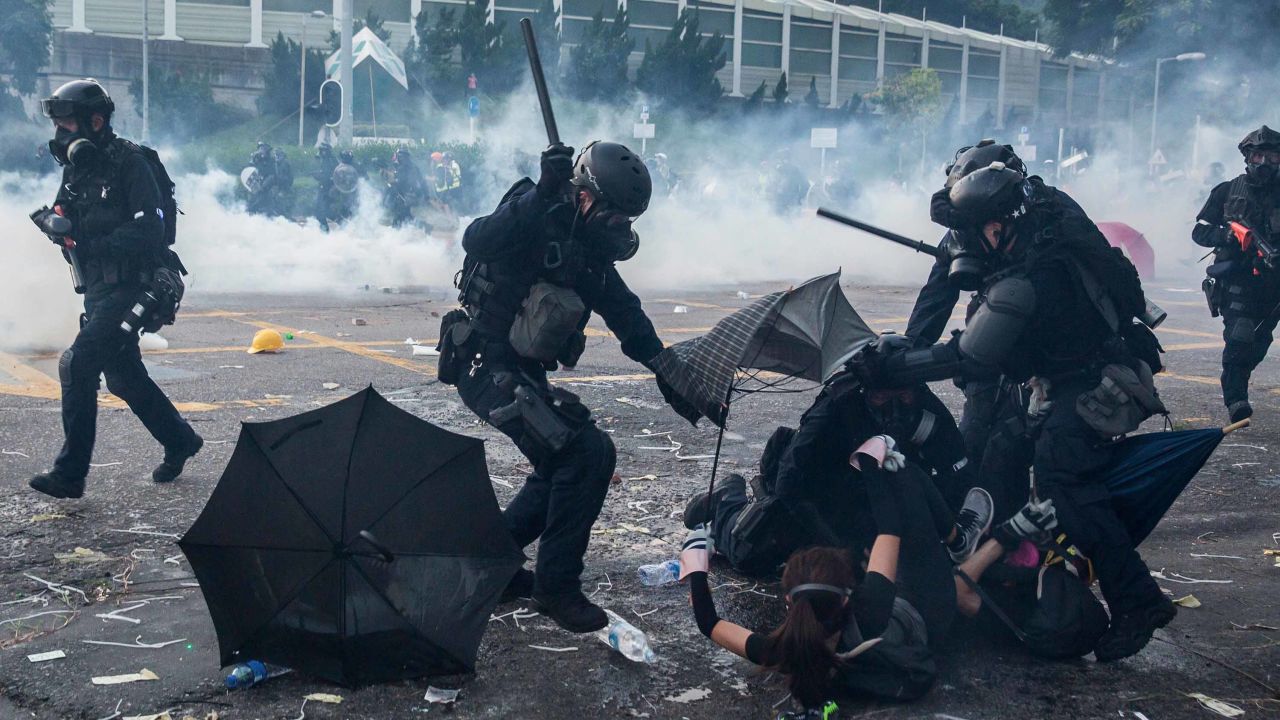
[312,147,339,230]
[50,133,200,483]
[710,375,970,576]
[385,156,427,228]
[449,180,666,597]
[881,185,1168,629]
[1194,176,1280,415]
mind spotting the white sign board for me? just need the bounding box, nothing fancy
[1149,149,1167,166]
[633,123,656,139]
[1013,144,1037,162]
[810,128,838,149]
[1060,151,1089,169]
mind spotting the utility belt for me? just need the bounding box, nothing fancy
[437,310,589,455]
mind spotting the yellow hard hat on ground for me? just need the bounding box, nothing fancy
[248,329,285,354]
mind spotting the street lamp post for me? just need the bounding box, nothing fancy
[1150,52,1206,158]
[142,0,149,143]
[299,10,327,147]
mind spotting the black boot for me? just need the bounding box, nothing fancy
[533,589,607,633]
[1228,400,1253,423]
[153,434,204,484]
[499,568,535,603]
[1094,596,1177,662]
[29,471,86,499]
[682,473,747,530]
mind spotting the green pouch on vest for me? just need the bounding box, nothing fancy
[509,281,586,364]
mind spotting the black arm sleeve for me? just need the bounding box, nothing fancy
[94,154,164,261]
[852,571,898,638]
[596,265,665,364]
[878,340,963,386]
[905,236,960,347]
[860,463,904,537]
[1192,182,1231,248]
[689,571,766,665]
[460,182,550,260]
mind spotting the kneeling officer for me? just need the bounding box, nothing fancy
[440,142,701,632]
[29,79,202,500]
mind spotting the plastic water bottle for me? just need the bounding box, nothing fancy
[224,660,289,689]
[596,609,657,663]
[636,559,680,586]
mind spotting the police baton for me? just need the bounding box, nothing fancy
[816,207,944,260]
[520,17,559,146]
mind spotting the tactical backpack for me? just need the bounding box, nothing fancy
[110,139,187,330]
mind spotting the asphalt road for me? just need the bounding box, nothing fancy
[0,282,1276,720]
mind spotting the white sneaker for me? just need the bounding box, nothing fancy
[949,487,994,564]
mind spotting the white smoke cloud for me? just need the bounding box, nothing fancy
[0,172,83,353]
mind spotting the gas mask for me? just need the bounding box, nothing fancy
[582,204,640,262]
[49,125,100,167]
[945,230,988,291]
[865,387,937,448]
[1245,151,1280,185]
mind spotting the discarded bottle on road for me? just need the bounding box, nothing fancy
[637,559,680,587]
[596,609,656,663]
[224,660,290,689]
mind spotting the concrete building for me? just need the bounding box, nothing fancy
[44,0,1116,140]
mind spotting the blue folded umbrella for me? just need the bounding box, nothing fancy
[1097,421,1246,545]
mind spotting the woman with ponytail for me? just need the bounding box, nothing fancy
[682,435,1057,712]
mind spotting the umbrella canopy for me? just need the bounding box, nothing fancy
[1098,222,1155,280]
[649,272,875,427]
[179,387,523,686]
[1096,424,1235,545]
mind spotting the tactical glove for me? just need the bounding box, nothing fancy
[537,144,575,200]
[993,497,1058,550]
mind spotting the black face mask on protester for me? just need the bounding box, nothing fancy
[49,125,100,168]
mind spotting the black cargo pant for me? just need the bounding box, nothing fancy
[1219,275,1280,408]
[54,286,199,480]
[1033,387,1163,618]
[456,360,616,596]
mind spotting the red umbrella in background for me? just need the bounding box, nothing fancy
[1098,222,1155,280]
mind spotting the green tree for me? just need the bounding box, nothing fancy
[328,9,393,52]
[129,67,249,141]
[635,10,727,114]
[257,31,329,118]
[804,76,820,109]
[457,0,523,95]
[870,68,942,129]
[566,8,634,103]
[406,5,462,101]
[0,0,53,118]
[772,71,789,105]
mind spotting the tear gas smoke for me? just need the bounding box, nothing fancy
[0,172,83,353]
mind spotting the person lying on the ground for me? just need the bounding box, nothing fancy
[682,371,987,576]
[680,437,1054,712]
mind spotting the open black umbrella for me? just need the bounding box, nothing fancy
[179,387,523,686]
[649,271,875,428]
[1096,419,1248,545]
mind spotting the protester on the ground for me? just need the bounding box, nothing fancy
[681,436,1051,712]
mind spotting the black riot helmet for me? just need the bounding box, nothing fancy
[945,139,1027,188]
[949,162,1029,228]
[41,79,115,126]
[41,79,116,167]
[1239,125,1280,184]
[571,141,653,217]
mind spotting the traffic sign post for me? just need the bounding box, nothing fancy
[633,121,655,154]
[468,95,480,143]
[810,127,838,175]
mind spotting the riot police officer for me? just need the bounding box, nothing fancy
[29,79,202,500]
[439,142,700,632]
[867,162,1176,662]
[312,143,339,231]
[1193,126,1280,422]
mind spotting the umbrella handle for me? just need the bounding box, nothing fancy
[1223,418,1251,434]
[357,530,395,562]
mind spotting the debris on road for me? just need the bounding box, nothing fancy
[352,318,368,326]
[665,688,712,703]
[1190,553,1245,560]
[105,526,181,540]
[411,345,439,356]
[424,687,460,704]
[84,635,188,649]
[56,547,111,564]
[1173,594,1202,608]
[30,513,67,523]
[736,291,751,299]
[304,693,343,704]
[1151,569,1233,584]
[26,649,65,663]
[2,449,30,458]
[529,645,579,652]
[1187,693,1245,717]
[322,382,341,390]
[91,668,160,685]
[217,365,244,370]
[673,305,689,313]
